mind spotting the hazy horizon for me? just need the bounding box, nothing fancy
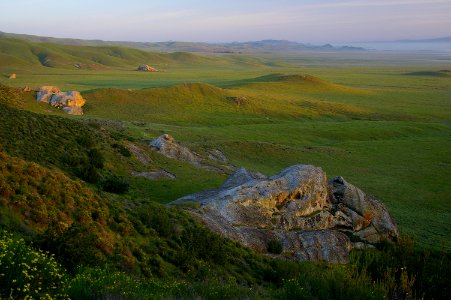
[1,0,450,44]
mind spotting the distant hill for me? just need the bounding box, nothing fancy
[395,37,451,43]
[0,31,364,53]
[0,36,226,69]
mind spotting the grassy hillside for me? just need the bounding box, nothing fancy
[81,75,370,125]
[0,37,233,70]
[0,85,449,299]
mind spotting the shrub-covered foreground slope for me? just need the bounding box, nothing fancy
[0,83,450,298]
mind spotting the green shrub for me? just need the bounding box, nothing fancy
[0,230,68,299]
[88,148,105,169]
[267,239,283,254]
[102,175,130,194]
[76,135,94,148]
[77,164,101,183]
[112,143,132,157]
[41,225,106,271]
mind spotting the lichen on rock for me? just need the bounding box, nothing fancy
[171,164,399,263]
[36,86,86,115]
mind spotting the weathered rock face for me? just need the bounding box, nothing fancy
[36,86,86,115]
[331,176,399,243]
[137,65,158,72]
[172,165,399,263]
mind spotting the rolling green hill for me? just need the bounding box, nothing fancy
[80,75,370,124]
[0,37,230,70]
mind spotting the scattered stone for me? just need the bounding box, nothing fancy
[171,164,399,263]
[36,86,86,115]
[137,65,158,72]
[131,170,176,180]
[149,134,235,172]
[22,86,32,92]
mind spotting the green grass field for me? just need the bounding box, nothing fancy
[1,37,450,253]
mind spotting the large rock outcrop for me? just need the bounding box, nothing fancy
[171,165,399,263]
[36,86,86,115]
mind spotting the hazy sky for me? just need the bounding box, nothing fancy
[0,0,450,43]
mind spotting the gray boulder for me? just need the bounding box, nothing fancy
[171,165,399,263]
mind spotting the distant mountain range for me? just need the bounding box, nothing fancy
[395,37,451,43]
[0,31,364,53]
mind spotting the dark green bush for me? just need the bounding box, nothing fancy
[88,148,105,169]
[112,143,132,157]
[39,225,106,271]
[102,175,130,194]
[267,239,283,254]
[77,164,101,183]
[76,135,94,148]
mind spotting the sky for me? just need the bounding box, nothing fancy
[0,0,450,43]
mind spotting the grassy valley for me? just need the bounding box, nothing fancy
[0,35,450,299]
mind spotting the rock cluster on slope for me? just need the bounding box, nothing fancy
[171,165,399,263]
[149,134,233,172]
[36,86,86,115]
[137,65,158,72]
[150,134,203,165]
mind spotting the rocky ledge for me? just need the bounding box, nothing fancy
[171,165,399,263]
[36,86,86,115]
